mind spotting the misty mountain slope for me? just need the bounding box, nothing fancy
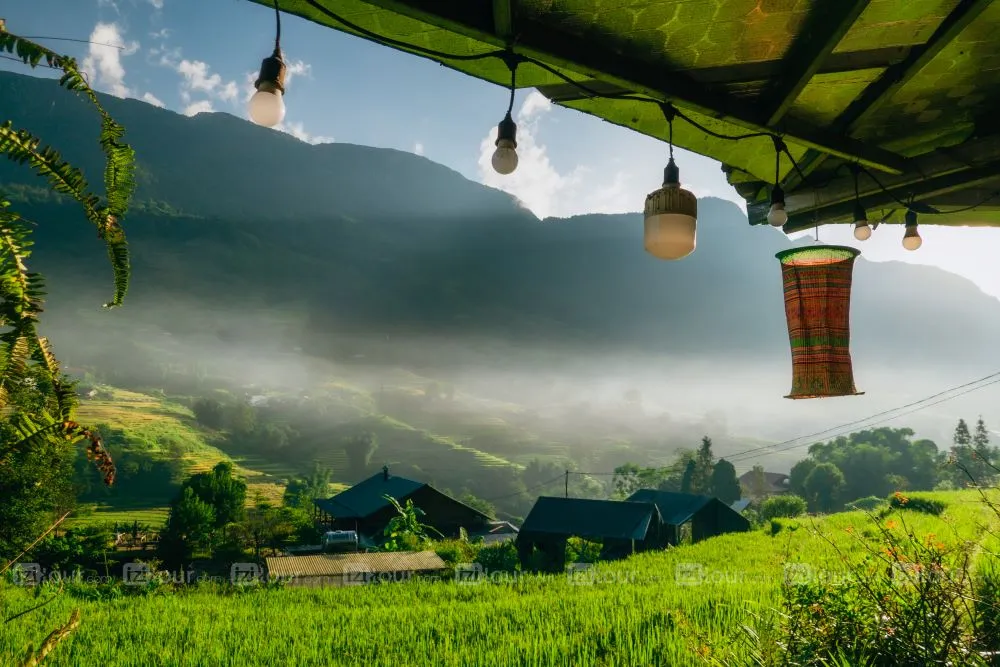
[1,69,999,375]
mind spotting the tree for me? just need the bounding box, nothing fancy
[182,462,247,529]
[343,431,378,480]
[709,459,741,504]
[803,463,845,513]
[158,487,216,567]
[192,398,224,429]
[971,416,997,484]
[789,459,817,498]
[747,465,769,502]
[0,32,135,559]
[694,436,715,493]
[954,419,972,448]
[680,460,697,494]
[382,495,441,551]
[759,495,808,521]
[283,464,332,509]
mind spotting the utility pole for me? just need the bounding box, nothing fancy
[565,470,569,498]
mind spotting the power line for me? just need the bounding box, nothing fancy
[15,35,126,50]
[727,374,1000,464]
[722,370,1000,463]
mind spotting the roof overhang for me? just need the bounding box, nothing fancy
[249,0,1000,230]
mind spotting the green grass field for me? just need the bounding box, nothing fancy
[3,491,997,666]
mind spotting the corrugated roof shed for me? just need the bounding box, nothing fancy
[520,496,659,542]
[265,550,446,578]
[314,472,426,519]
[627,490,714,526]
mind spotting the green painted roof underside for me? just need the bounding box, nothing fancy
[253,0,1000,229]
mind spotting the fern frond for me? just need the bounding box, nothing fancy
[0,413,116,486]
[0,30,135,308]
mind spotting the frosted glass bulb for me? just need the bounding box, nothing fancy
[248,88,285,128]
[853,222,872,241]
[644,213,696,260]
[902,227,922,251]
[492,139,518,175]
[767,203,788,227]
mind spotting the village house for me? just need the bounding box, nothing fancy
[313,466,492,542]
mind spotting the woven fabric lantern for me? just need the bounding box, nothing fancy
[776,245,864,399]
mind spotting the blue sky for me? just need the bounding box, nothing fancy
[5,0,1000,300]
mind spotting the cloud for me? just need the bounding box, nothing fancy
[149,28,170,40]
[80,23,138,98]
[148,0,164,8]
[183,100,213,116]
[478,91,590,219]
[277,121,334,145]
[142,92,165,108]
[414,142,425,156]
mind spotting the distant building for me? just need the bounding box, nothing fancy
[265,550,446,588]
[730,499,753,514]
[475,520,519,545]
[313,467,491,541]
[627,490,751,545]
[738,470,790,498]
[515,496,667,572]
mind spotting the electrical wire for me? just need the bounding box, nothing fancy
[482,473,566,502]
[273,0,282,50]
[289,1,999,217]
[14,35,126,50]
[724,371,1000,464]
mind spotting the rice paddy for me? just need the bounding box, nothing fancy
[3,491,996,666]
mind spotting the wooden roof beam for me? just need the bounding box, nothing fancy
[354,0,909,174]
[783,0,996,190]
[492,0,514,41]
[763,0,871,126]
[783,161,1000,232]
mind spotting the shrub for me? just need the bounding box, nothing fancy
[888,492,945,515]
[845,495,885,512]
[434,539,480,566]
[759,495,808,521]
[475,540,519,573]
[566,537,602,564]
[772,512,992,666]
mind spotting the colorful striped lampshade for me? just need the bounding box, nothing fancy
[776,245,864,399]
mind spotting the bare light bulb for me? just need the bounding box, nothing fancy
[249,50,287,128]
[767,185,787,227]
[902,209,921,251]
[491,113,518,176]
[249,84,285,127]
[853,221,871,241]
[492,139,518,175]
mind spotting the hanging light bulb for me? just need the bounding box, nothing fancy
[768,185,788,227]
[643,104,696,260]
[492,113,518,175]
[644,158,697,259]
[490,54,519,176]
[853,202,871,241]
[767,138,788,227]
[902,210,922,251]
[248,0,287,128]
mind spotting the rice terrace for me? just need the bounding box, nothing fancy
[4,0,1000,665]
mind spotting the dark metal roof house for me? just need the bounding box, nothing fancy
[313,467,492,540]
[627,490,751,545]
[515,496,667,572]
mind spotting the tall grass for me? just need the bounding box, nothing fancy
[1,491,995,666]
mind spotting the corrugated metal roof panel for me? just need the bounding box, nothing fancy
[265,550,446,578]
